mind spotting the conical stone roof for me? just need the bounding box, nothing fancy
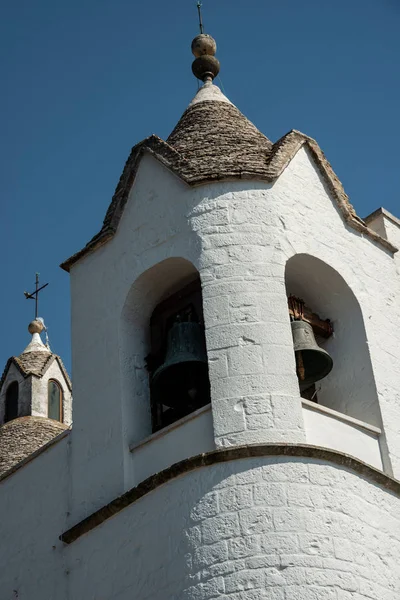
[167,82,273,182]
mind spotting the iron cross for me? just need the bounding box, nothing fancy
[24,273,49,320]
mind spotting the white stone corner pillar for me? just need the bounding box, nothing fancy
[199,248,305,448]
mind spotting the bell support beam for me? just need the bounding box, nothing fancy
[288,305,333,339]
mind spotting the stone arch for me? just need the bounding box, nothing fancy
[119,257,201,445]
[285,253,381,427]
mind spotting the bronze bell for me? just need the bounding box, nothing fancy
[291,320,333,390]
[151,321,210,411]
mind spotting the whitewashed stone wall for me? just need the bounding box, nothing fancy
[130,406,215,486]
[65,457,400,599]
[1,452,399,599]
[385,218,400,253]
[0,435,69,600]
[68,147,400,520]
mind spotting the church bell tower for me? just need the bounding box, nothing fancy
[9,11,397,600]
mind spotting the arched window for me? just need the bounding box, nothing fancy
[48,380,63,422]
[5,381,18,423]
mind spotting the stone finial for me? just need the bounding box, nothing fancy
[28,319,44,335]
[22,319,49,354]
[191,33,220,82]
[191,34,217,57]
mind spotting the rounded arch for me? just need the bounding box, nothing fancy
[48,379,63,422]
[5,381,18,423]
[285,253,381,427]
[120,257,201,444]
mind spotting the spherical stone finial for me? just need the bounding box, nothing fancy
[191,34,217,58]
[192,55,220,82]
[28,319,44,334]
[191,33,220,82]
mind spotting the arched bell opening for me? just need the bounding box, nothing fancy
[285,254,381,428]
[149,279,210,432]
[120,258,210,444]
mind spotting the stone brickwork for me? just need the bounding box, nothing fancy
[1,448,399,598]
[65,457,400,599]
[191,189,304,448]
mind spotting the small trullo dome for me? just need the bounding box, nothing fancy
[0,318,72,476]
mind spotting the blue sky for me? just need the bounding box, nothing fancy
[1,0,399,374]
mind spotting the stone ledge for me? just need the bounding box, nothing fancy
[301,399,382,435]
[60,443,400,545]
[129,404,212,453]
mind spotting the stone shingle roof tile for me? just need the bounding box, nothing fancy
[15,351,52,377]
[0,416,68,477]
[0,352,72,393]
[166,100,273,182]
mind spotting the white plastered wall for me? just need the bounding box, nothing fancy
[1,453,400,599]
[385,218,400,252]
[65,458,400,600]
[68,146,400,522]
[0,436,69,600]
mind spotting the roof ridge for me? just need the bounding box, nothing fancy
[60,123,397,272]
[54,355,72,391]
[0,351,72,394]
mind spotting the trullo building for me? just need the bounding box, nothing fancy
[1,30,400,600]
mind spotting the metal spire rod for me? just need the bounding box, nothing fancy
[24,272,49,320]
[197,1,204,34]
